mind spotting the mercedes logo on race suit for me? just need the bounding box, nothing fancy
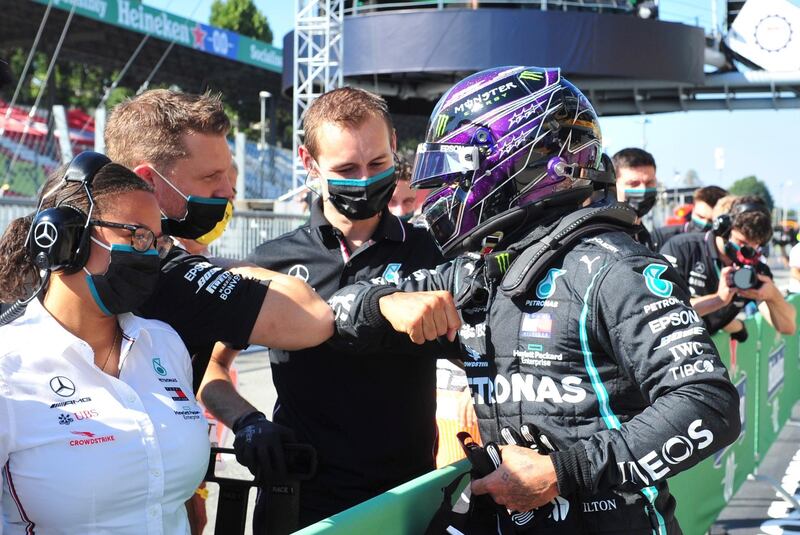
[34,221,58,249]
[50,376,76,397]
[287,264,310,282]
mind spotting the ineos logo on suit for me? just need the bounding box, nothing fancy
[50,376,76,397]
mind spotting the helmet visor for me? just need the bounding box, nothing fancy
[411,143,480,189]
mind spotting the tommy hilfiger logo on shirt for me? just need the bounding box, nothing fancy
[164,386,189,401]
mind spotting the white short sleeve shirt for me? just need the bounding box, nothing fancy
[0,299,210,535]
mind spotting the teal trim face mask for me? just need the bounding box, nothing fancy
[84,238,160,315]
[150,166,230,239]
[324,166,397,220]
[623,187,657,218]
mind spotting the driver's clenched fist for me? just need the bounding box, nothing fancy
[378,290,461,344]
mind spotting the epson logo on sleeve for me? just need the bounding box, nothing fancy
[183,261,215,282]
[648,309,700,334]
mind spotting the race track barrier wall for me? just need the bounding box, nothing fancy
[296,295,800,535]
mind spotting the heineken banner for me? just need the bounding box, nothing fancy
[30,0,282,72]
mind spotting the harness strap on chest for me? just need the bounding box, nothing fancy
[499,203,637,298]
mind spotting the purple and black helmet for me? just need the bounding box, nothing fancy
[412,66,614,256]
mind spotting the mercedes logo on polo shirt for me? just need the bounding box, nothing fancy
[50,376,76,397]
[34,221,58,249]
[287,264,310,282]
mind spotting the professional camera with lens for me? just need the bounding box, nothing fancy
[730,264,763,291]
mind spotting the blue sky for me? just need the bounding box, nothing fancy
[145,0,800,211]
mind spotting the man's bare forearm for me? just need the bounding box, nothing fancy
[234,267,334,349]
[690,294,729,317]
[198,346,257,428]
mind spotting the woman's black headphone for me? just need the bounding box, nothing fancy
[711,201,770,239]
[27,152,111,272]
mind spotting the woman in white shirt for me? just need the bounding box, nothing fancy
[0,153,210,535]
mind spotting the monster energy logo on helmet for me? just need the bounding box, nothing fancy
[435,114,449,138]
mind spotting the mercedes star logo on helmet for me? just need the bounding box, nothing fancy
[50,376,76,397]
[34,221,58,249]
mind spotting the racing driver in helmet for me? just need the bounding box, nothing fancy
[327,66,740,534]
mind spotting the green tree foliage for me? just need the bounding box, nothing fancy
[728,175,774,210]
[0,48,130,110]
[210,0,273,44]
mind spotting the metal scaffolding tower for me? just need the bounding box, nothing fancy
[293,0,344,190]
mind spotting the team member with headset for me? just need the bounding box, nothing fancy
[0,153,209,534]
[661,196,796,337]
[326,67,740,534]
[103,89,333,476]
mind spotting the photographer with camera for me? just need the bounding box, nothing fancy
[661,196,796,338]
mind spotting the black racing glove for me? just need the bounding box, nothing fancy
[232,410,296,479]
[731,324,749,343]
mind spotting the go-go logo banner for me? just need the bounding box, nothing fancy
[33,0,282,73]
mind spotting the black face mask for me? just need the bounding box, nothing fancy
[325,166,397,220]
[84,240,161,315]
[149,166,230,239]
[160,196,229,239]
[623,187,657,218]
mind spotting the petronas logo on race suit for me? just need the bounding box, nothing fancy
[643,263,673,298]
[535,268,567,300]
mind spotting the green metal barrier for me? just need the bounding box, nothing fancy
[297,295,800,535]
[670,319,760,535]
[294,460,469,534]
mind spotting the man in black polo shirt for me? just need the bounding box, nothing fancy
[661,196,796,337]
[103,90,334,495]
[201,87,445,527]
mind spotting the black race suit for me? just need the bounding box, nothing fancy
[247,200,445,527]
[329,207,740,535]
